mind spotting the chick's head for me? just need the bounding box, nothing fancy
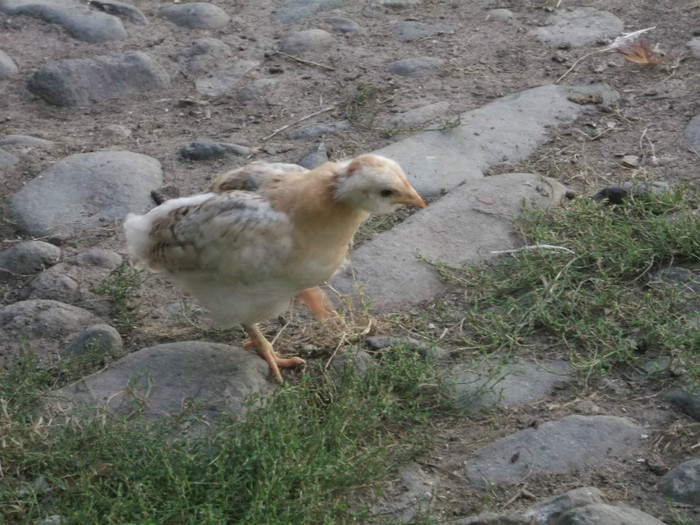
[331,154,426,214]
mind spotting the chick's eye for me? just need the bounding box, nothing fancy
[380,189,394,198]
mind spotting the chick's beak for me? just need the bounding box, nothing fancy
[399,187,426,208]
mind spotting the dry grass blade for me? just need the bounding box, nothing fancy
[619,38,667,64]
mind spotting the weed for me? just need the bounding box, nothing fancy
[436,186,700,385]
[94,262,145,330]
[0,346,447,524]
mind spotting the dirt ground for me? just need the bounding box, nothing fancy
[1,0,699,522]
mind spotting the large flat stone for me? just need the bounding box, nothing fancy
[330,172,567,311]
[51,342,275,422]
[10,151,163,239]
[374,83,618,198]
[464,415,644,488]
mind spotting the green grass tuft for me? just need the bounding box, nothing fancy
[438,186,700,385]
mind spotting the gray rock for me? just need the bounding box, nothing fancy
[393,21,453,42]
[663,389,700,421]
[685,114,700,151]
[371,462,437,523]
[90,0,148,25]
[486,9,514,22]
[688,37,700,60]
[276,0,344,23]
[386,56,445,77]
[52,342,275,422]
[0,1,126,43]
[0,299,101,370]
[179,141,250,160]
[376,0,421,8]
[0,49,19,78]
[195,59,259,97]
[328,349,373,380]
[10,151,163,239]
[390,101,451,129]
[298,142,328,169]
[21,249,123,316]
[39,515,62,525]
[365,335,445,359]
[175,38,232,74]
[158,2,230,30]
[0,241,61,282]
[102,124,132,139]
[452,359,572,411]
[524,487,604,524]
[373,84,618,199]
[464,415,643,487]
[330,173,566,311]
[62,323,122,357]
[28,51,170,107]
[530,8,624,48]
[236,77,282,105]
[280,29,333,54]
[0,148,19,168]
[292,120,351,139]
[324,17,362,34]
[0,134,54,148]
[658,458,700,504]
[555,503,665,525]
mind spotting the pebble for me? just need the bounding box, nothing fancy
[685,114,700,151]
[10,151,163,238]
[530,8,623,47]
[524,487,604,522]
[393,21,453,42]
[292,120,351,139]
[0,134,54,148]
[486,8,514,22]
[20,249,123,316]
[658,458,700,505]
[236,77,282,105]
[376,0,422,8]
[297,141,328,169]
[0,241,61,282]
[179,141,250,160]
[0,1,127,43]
[663,389,700,421]
[386,56,445,77]
[102,124,132,139]
[175,38,232,74]
[158,2,230,30]
[90,0,148,26]
[62,323,123,357]
[621,154,640,168]
[555,504,666,525]
[324,17,363,34]
[0,49,19,79]
[276,0,344,23]
[0,299,101,370]
[280,29,333,54]
[688,37,700,59]
[29,51,170,107]
[194,59,259,97]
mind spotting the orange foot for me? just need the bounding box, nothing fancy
[242,323,305,383]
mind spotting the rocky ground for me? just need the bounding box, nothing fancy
[1,0,699,523]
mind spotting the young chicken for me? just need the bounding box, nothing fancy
[124,154,425,382]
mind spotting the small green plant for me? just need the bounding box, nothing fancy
[344,82,388,129]
[94,262,145,330]
[0,346,447,524]
[437,186,700,385]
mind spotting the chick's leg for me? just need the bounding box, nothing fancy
[296,286,337,321]
[242,323,305,383]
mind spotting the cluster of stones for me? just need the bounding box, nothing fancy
[0,1,698,523]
